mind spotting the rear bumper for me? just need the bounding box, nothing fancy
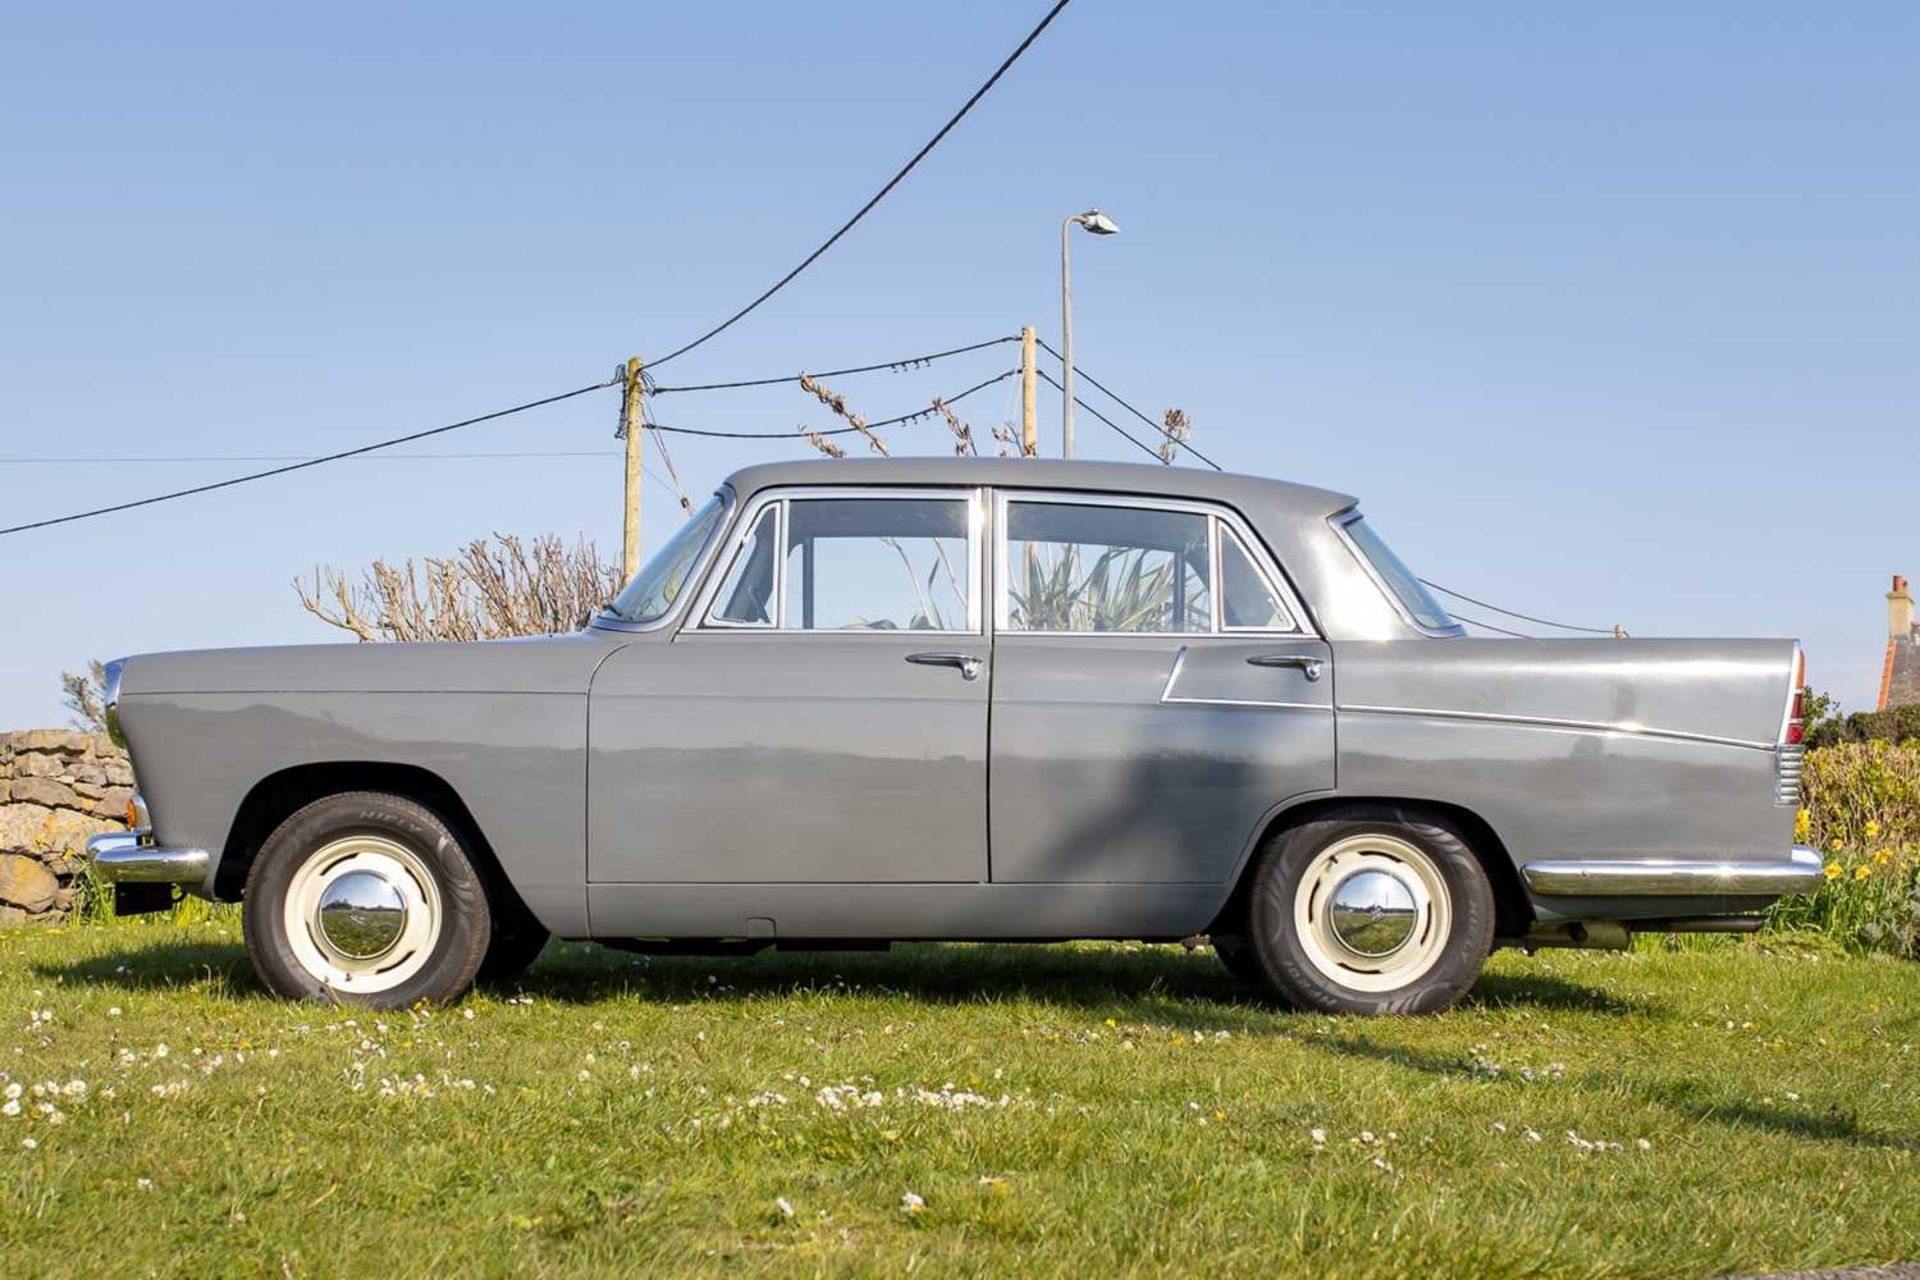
[84,832,211,885]
[1521,846,1823,897]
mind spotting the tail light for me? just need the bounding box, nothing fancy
[1776,646,1806,807]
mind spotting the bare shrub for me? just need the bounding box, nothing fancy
[296,534,622,642]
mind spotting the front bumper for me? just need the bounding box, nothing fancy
[1521,845,1824,897]
[84,831,211,885]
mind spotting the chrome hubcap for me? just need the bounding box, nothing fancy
[1327,869,1417,957]
[282,835,442,994]
[315,870,409,960]
[1293,832,1453,993]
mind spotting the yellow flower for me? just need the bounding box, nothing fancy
[1874,849,1894,866]
[1829,838,1844,853]
[1854,865,1872,881]
[1823,862,1843,881]
[1794,809,1812,842]
[1865,820,1882,840]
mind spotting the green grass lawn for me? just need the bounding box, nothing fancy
[0,917,1914,1278]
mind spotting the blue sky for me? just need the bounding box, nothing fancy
[2,1,1914,725]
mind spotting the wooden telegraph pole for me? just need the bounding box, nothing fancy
[620,356,645,583]
[1019,325,1038,457]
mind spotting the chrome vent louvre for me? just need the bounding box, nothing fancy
[1775,743,1806,806]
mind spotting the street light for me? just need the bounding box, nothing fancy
[1060,208,1119,458]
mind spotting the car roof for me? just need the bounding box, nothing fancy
[721,457,1358,522]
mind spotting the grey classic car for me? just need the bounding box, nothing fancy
[88,458,1820,1014]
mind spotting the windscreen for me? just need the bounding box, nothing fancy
[604,493,727,624]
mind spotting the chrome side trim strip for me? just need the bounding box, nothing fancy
[1337,702,1775,752]
[1522,846,1823,896]
[1165,696,1335,712]
[1157,645,1332,711]
[85,833,211,885]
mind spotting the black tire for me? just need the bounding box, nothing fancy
[1210,934,1268,987]
[477,919,550,984]
[242,791,491,1008]
[1244,804,1496,1016]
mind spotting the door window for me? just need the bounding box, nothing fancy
[786,498,971,631]
[701,493,978,632]
[1003,500,1212,633]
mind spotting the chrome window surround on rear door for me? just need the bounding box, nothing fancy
[690,487,987,635]
[992,490,1314,638]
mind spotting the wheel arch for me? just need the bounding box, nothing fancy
[214,761,533,924]
[1215,794,1534,940]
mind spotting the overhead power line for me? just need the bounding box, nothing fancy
[650,335,1019,394]
[1034,369,1163,463]
[0,451,629,464]
[1418,579,1618,635]
[647,0,1075,370]
[1033,341,1622,634]
[0,379,616,538]
[1446,611,1535,639]
[647,369,1019,440]
[1033,336,1221,470]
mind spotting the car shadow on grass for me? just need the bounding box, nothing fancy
[34,937,263,996]
[1304,1032,1914,1153]
[499,940,1638,1023]
[36,936,1639,1030]
[1460,969,1646,1016]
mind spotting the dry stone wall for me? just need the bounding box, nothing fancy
[0,730,132,925]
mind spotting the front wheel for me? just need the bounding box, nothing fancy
[242,791,491,1008]
[1243,805,1495,1015]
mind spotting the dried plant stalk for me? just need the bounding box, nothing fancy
[931,397,976,457]
[800,373,889,456]
[1159,408,1192,465]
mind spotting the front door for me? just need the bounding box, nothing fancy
[988,492,1336,885]
[587,487,990,885]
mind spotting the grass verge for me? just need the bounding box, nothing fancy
[0,916,1914,1278]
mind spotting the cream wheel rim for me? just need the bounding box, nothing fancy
[1293,832,1451,993]
[283,835,442,994]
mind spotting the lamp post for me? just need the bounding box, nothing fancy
[1060,208,1119,458]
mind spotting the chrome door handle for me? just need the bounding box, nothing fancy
[1247,654,1323,681]
[906,651,984,681]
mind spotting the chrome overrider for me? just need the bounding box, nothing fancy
[83,792,211,886]
[91,663,213,886]
[1521,846,1824,896]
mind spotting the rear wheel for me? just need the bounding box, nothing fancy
[1244,805,1495,1015]
[1210,934,1268,987]
[242,791,491,1008]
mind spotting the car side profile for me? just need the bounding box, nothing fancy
[88,457,1821,1014]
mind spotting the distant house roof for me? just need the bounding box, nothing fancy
[1883,633,1920,709]
[1879,574,1920,710]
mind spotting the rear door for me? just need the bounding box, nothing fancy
[987,491,1335,885]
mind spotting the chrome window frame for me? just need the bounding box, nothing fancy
[1329,509,1466,639]
[702,501,782,630]
[1215,519,1298,634]
[690,486,987,636]
[993,489,1312,638]
[589,486,736,634]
